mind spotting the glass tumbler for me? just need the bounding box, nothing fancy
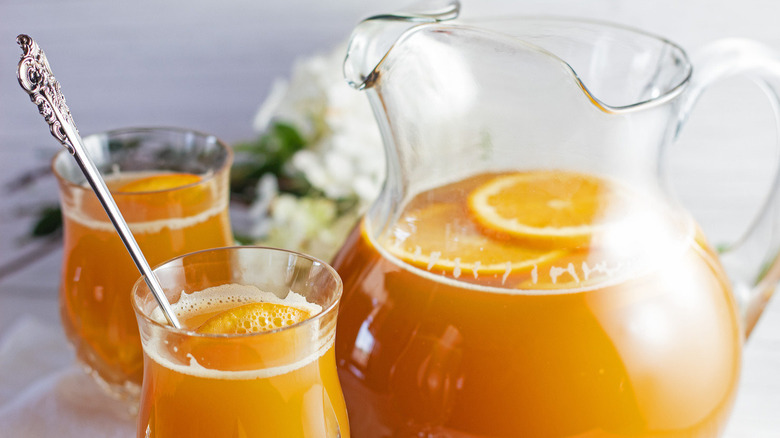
[132,246,349,437]
[53,127,233,401]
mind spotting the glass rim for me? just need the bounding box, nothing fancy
[51,126,234,195]
[131,245,343,339]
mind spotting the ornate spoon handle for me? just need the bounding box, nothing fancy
[16,34,182,329]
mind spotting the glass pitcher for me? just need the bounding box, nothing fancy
[331,2,780,437]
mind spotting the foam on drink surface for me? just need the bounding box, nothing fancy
[171,283,322,327]
[145,284,327,380]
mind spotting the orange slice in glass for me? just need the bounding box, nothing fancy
[468,170,629,248]
[196,302,311,335]
[384,202,564,279]
[119,172,201,193]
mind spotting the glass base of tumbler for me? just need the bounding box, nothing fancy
[77,358,141,416]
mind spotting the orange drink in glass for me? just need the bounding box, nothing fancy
[53,127,233,401]
[132,246,349,437]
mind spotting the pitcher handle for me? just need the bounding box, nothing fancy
[677,38,780,337]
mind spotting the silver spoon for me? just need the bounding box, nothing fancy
[16,34,183,329]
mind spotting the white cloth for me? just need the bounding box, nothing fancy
[0,316,135,437]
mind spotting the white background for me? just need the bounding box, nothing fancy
[1,1,779,436]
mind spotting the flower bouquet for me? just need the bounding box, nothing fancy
[229,43,384,261]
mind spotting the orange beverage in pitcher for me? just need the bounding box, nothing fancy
[333,170,742,437]
[132,247,349,437]
[53,128,233,400]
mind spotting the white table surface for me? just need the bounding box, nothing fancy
[1,1,779,436]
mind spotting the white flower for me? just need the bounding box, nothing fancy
[252,42,385,208]
[262,195,358,261]
[246,174,279,239]
[248,42,385,258]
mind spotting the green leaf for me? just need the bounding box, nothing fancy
[234,122,305,174]
[31,206,62,237]
[232,232,256,246]
[715,243,730,254]
[754,250,780,284]
[334,195,359,216]
[230,122,310,203]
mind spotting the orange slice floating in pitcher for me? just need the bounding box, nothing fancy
[196,302,311,335]
[384,202,564,279]
[467,170,629,248]
[119,172,201,193]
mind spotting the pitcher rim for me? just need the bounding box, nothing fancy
[346,15,692,113]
